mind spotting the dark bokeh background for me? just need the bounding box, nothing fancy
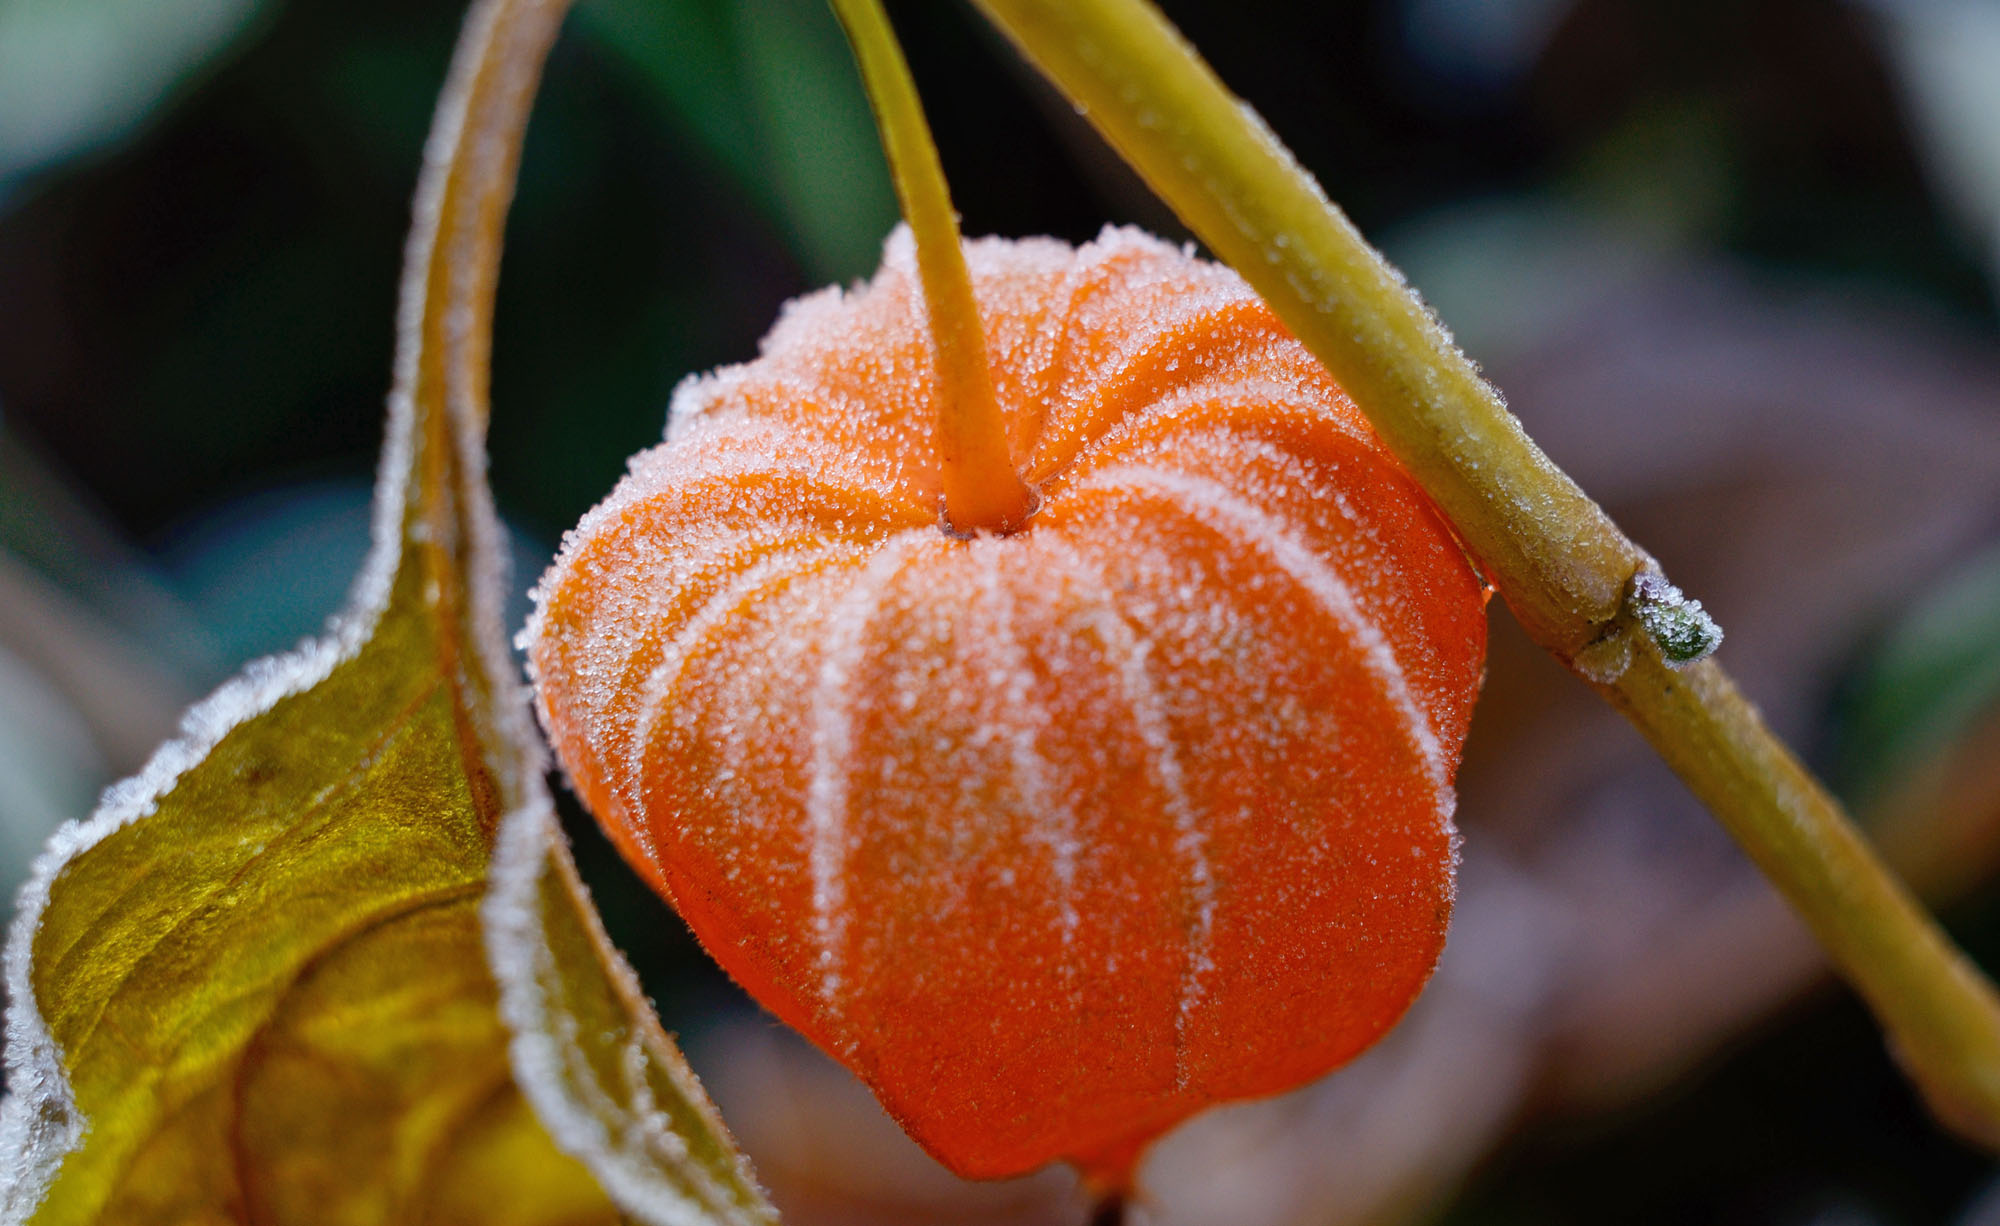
[2,1,1997,1223]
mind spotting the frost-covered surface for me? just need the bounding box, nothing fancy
[1630,569,1724,667]
[0,638,352,1217]
[484,799,776,1226]
[524,225,1491,1177]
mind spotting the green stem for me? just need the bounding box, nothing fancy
[828,0,1035,534]
[971,0,2000,1148]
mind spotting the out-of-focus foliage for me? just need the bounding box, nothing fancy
[0,646,99,877]
[1837,547,2000,806]
[575,0,895,281]
[0,0,268,187]
[1868,0,2000,293]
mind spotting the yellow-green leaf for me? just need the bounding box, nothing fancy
[0,1,777,1223]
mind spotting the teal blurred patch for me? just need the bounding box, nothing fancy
[0,0,272,187]
[1836,545,2000,807]
[159,480,549,672]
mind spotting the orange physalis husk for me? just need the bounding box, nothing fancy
[525,225,1489,1186]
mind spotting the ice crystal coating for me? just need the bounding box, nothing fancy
[1630,569,1724,666]
[525,225,1489,1181]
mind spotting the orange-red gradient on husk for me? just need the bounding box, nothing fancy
[525,227,1488,1183]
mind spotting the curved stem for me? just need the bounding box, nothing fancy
[829,0,1035,534]
[392,0,574,771]
[972,0,2000,1148]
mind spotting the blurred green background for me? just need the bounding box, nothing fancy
[2,1,1998,1223]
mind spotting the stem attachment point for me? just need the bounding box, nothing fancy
[831,0,1036,535]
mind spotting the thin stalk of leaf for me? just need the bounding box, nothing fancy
[828,0,1035,535]
[970,0,2000,1148]
[396,0,780,1218]
[396,0,571,704]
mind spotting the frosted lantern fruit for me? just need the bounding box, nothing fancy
[525,226,1489,1183]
